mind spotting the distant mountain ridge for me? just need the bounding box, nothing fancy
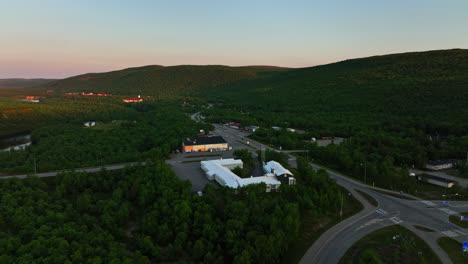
[36,65,288,97]
[0,78,57,88]
[26,49,468,127]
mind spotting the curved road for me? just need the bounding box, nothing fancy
[213,124,468,264]
[0,162,148,179]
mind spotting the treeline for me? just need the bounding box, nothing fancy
[0,156,346,263]
[232,149,254,178]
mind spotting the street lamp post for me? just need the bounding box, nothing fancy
[361,162,367,185]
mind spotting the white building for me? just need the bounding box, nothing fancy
[84,121,96,127]
[425,159,457,171]
[263,160,296,185]
[201,159,283,192]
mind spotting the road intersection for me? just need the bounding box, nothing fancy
[212,123,468,264]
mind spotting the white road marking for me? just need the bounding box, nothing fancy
[355,218,384,231]
[449,204,468,208]
[454,230,466,236]
[421,200,436,206]
[442,230,458,237]
[390,216,403,224]
[439,208,457,215]
[375,209,387,215]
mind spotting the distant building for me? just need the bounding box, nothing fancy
[82,92,112,96]
[201,159,282,192]
[182,136,228,153]
[123,94,143,102]
[20,96,40,103]
[84,121,96,127]
[244,126,259,132]
[226,122,241,129]
[417,174,455,188]
[123,98,143,103]
[272,126,281,131]
[425,159,457,171]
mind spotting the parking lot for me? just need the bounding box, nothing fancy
[166,125,262,192]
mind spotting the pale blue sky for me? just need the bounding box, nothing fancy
[1,0,467,78]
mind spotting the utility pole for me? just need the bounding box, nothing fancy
[34,156,37,174]
[361,162,367,185]
[365,162,367,185]
[340,191,344,219]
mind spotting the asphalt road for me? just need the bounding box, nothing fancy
[0,162,148,179]
[213,124,468,264]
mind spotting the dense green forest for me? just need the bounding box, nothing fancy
[30,65,286,98]
[0,158,347,263]
[200,49,468,188]
[0,102,209,173]
[0,96,137,138]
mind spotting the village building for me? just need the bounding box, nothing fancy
[182,136,228,153]
[263,160,296,185]
[425,159,457,171]
[201,159,288,192]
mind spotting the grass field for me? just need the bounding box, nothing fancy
[340,225,441,264]
[449,212,468,228]
[437,237,468,264]
[281,186,363,264]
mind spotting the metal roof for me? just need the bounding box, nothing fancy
[427,159,457,166]
[201,159,281,189]
[183,136,227,146]
[263,160,293,176]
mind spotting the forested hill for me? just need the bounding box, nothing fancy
[35,65,288,97]
[0,78,57,88]
[203,49,468,133]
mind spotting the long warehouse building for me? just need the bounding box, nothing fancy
[201,158,294,192]
[182,136,228,153]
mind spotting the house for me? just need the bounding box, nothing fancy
[263,160,296,185]
[182,136,228,153]
[272,126,281,131]
[425,159,457,171]
[201,159,282,192]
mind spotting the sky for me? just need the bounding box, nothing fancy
[1,0,467,78]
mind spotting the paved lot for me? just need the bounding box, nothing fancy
[166,125,270,192]
[166,150,235,192]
